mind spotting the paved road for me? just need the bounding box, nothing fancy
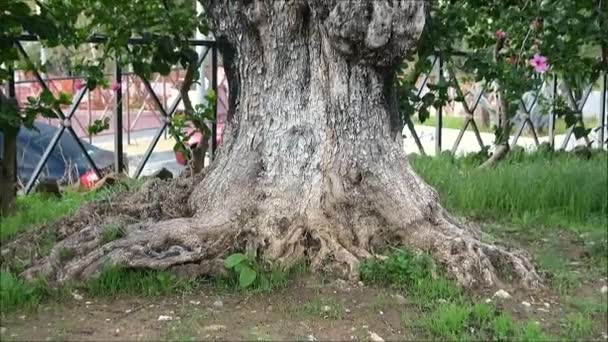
[83,124,598,179]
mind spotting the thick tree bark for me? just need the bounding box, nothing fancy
[22,0,540,289]
[0,131,18,216]
[0,92,19,216]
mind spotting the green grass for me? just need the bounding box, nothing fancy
[100,225,126,244]
[0,191,92,242]
[300,298,344,320]
[410,150,608,232]
[86,266,197,297]
[536,247,581,295]
[0,266,199,313]
[360,248,558,340]
[0,271,69,312]
[564,312,594,341]
[415,115,598,136]
[0,179,142,243]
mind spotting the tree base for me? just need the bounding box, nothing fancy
[21,172,541,290]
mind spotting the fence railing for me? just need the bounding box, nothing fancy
[2,41,606,195]
[404,55,608,156]
[3,35,220,194]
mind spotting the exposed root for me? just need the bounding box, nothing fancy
[19,161,541,291]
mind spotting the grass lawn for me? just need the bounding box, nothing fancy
[414,115,599,136]
[409,149,607,233]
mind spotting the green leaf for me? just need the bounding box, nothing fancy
[239,265,257,288]
[572,126,591,139]
[224,253,247,269]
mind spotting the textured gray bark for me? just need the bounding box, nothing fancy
[22,0,540,289]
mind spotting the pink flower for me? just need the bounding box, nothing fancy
[529,54,549,73]
[494,29,506,40]
[530,19,541,30]
[74,79,85,90]
[110,82,121,91]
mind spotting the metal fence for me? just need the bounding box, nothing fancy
[3,35,220,194]
[3,39,607,194]
[404,55,608,156]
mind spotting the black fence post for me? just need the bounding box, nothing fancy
[8,67,17,190]
[435,55,443,156]
[211,45,218,159]
[600,71,607,149]
[549,74,557,148]
[114,62,124,174]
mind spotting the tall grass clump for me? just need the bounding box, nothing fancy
[409,149,607,232]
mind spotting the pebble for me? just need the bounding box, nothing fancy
[114,328,120,336]
[537,308,550,313]
[521,301,532,308]
[379,310,384,315]
[345,308,351,313]
[601,285,607,294]
[203,324,226,332]
[85,301,92,305]
[321,305,331,312]
[543,303,551,308]
[307,334,317,341]
[213,300,224,308]
[484,298,492,304]
[105,318,111,322]
[393,294,407,305]
[369,332,385,342]
[158,315,173,321]
[72,292,83,301]
[493,289,511,299]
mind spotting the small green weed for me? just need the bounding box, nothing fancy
[300,298,344,320]
[220,252,306,292]
[222,252,270,290]
[359,248,435,287]
[565,296,608,314]
[564,312,594,341]
[58,247,76,262]
[490,313,517,341]
[536,247,580,294]
[422,301,554,341]
[359,248,462,306]
[424,303,472,340]
[100,225,126,244]
[516,321,552,341]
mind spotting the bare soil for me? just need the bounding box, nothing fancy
[1,269,607,341]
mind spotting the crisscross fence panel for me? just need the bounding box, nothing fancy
[3,35,219,194]
[404,55,607,156]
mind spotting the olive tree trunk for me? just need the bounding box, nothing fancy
[23,0,540,289]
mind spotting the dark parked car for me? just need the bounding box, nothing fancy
[0,122,123,189]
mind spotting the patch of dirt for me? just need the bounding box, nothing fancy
[0,276,422,341]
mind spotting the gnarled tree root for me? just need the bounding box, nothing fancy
[22,177,541,291]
